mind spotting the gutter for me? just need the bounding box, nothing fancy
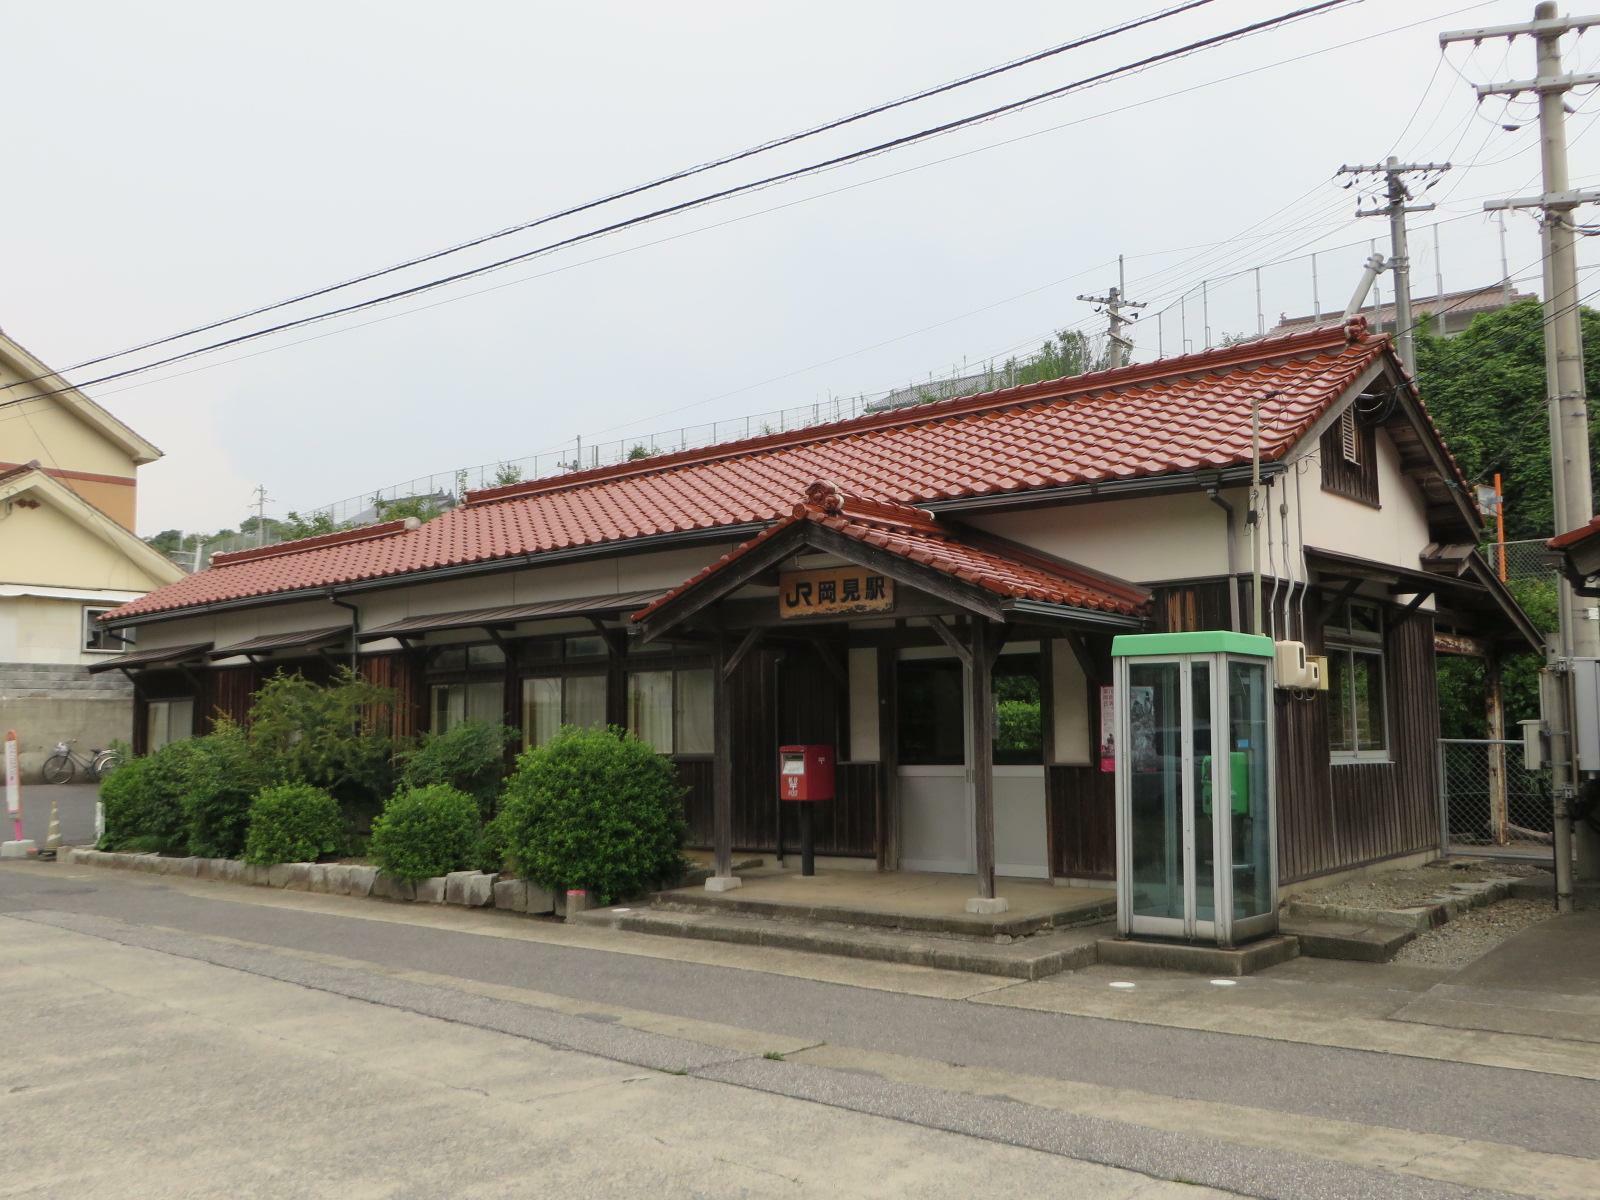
[328,593,360,672]
[1206,487,1243,632]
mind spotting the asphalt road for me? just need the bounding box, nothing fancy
[1,863,1593,1199]
[8,783,99,846]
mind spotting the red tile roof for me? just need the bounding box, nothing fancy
[108,319,1404,622]
[634,481,1151,623]
[1549,515,1600,551]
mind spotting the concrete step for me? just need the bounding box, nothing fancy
[649,888,1115,941]
[576,905,1107,980]
[1280,917,1414,963]
[1095,934,1299,977]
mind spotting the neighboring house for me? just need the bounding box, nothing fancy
[0,330,184,778]
[1269,283,1536,340]
[96,318,1536,903]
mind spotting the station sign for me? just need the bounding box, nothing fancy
[778,566,894,619]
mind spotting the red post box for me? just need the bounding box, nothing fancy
[778,745,834,802]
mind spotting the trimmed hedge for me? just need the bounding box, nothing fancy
[180,718,276,859]
[243,784,342,866]
[499,726,686,902]
[368,785,481,882]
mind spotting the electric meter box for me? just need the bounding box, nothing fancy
[1571,658,1600,772]
[779,745,834,802]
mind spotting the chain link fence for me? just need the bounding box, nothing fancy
[1440,737,1553,851]
[1482,538,1558,585]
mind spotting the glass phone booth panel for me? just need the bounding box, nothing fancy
[1112,632,1277,947]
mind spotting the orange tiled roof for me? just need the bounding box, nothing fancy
[108,319,1403,622]
[634,481,1151,622]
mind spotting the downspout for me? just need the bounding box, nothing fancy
[328,592,359,673]
[1207,487,1242,632]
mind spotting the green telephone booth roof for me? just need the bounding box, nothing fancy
[1111,631,1276,658]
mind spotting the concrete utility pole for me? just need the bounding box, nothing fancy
[1336,158,1450,377]
[1444,3,1600,908]
[1078,256,1146,369]
[250,484,271,548]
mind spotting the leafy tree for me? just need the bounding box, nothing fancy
[492,462,524,486]
[627,444,654,461]
[246,669,399,824]
[373,493,447,523]
[279,510,338,540]
[1415,299,1600,542]
[999,329,1114,390]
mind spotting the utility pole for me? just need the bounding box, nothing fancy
[1078,255,1146,369]
[250,484,271,548]
[1336,158,1450,376]
[1444,3,1600,907]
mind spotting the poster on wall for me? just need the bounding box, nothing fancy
[1098,686,1115,772]
[1128,686,1157,772]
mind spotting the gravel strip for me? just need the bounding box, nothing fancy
[1287,861,1543,911]
[1392,898,1556,969]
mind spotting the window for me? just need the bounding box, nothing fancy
[431,644,506,670]
[146,698,194,751]
[627,667,713,755]
[521,674,607,747]
[430,681,503,732]
[896,650,1044,766]
[1326,600,1387,761]
[993,652,1043,765]
[83,607,129,653]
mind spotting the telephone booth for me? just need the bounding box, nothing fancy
[1111,632,1277,947]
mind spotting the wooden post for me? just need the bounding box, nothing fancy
[1486,654,1509,846]
[970,619,997,903]
[876,645,899,872]
[710,633,736,886]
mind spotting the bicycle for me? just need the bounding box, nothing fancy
[41,739,123,785]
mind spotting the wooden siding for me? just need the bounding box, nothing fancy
[359,651,426,739]
[1320,418,1380,506]
[678,641,879,858]
[1277,607,1441,882]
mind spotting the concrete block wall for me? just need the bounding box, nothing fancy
[0,665,134,780]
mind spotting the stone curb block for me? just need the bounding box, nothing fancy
[415,877,446,904]
[371,872,416,902]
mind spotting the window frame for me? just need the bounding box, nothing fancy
[1325,599,1389,763]
[520,671,608,748]
[82,606,128,653]
[626,662,713,757]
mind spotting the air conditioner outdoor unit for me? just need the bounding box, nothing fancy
[1274,640,1311,689]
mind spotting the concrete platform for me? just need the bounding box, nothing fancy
[579,906,1108,980]
[1392,908,1600,1042]
[1095,935,1299,977]
[1279,916,1416,963]
[653,867,1115,939]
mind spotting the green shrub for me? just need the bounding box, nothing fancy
[499,726,686,902]
[476,808,513,874]
[399,720,515,815]
[368,785,480,882]
[246,668,399,826]
[98,741,193,852]
[180,718,277,858]
[243,783,342,866]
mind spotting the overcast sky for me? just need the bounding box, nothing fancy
[6,0,1596,536]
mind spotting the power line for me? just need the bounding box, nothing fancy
[7,1,1221,391]
[0,0,1361,414]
